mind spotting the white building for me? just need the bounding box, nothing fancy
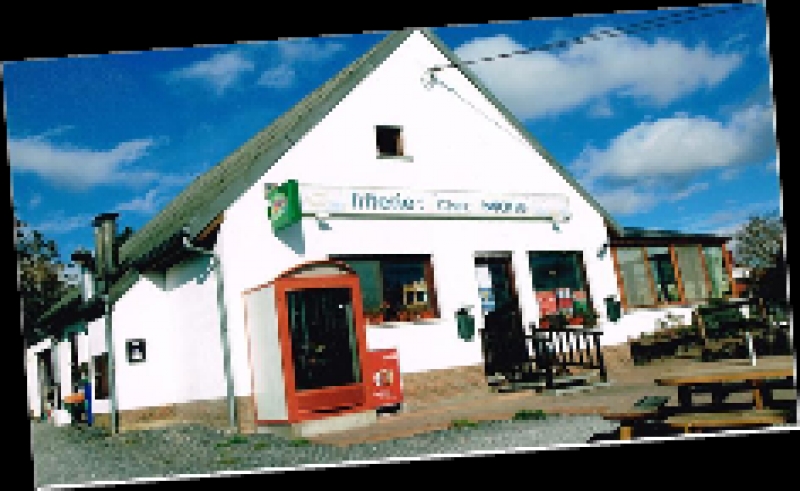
[25,28,735,436]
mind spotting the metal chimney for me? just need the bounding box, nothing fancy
[70,248,96,300]
[92,213,119,291]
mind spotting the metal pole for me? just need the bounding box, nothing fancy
[182,235,236,432]
[104,295,118,434]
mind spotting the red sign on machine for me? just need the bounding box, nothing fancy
[364,348,403,409]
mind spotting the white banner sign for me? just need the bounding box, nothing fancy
[295,184,571,221]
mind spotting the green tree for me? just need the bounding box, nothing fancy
[732,210,786,305]
[15,212,75,347]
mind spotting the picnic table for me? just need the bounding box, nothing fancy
[604,356,795,440]
[654,357,794,409]
[653,357,795,434]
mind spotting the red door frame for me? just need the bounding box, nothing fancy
[271,273,373,423]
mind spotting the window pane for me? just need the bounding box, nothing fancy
[647,247,680,302]
[336,256,436,321]
[382,260,427,311]
[345,260,383,312]
[674,246,708,301]
[529,251,589,318]
[703,246,729,298]
[286,288,360,391]
[616,248,656,306]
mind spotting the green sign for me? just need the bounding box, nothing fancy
[267,179,302,231]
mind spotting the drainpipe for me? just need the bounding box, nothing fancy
[180,227,236,432]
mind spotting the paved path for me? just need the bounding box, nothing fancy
[309,355,796,446]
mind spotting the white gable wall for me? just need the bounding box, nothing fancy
[164,254,228,403]
[218,31,620,377]
[111,273,183,411]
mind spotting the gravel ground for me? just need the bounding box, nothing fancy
[32,415,617,488]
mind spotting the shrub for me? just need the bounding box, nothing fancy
[450,419,480,430]
[513,409,547,421]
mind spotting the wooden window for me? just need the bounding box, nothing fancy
[674,245,709,301]
[646,246,681,303]
[376,126,404,157]
[333,255,438,322]
[93,353,109,400]
[614,247,656,308]
[703,245,730,298]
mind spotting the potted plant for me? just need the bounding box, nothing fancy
[583,309,600,329]
[364,309,383,325]
[547,312,569,329]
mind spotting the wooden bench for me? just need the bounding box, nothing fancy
[664,409,789,434]
[603,396,670,440]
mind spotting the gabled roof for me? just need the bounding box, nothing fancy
[118,28,624,269]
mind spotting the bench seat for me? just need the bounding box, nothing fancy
[665,409,788,434]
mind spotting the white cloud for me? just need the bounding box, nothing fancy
[30,212,94,235]
[112,172,197,215]
[8,131,160,191]
[114,189,161,214]
[453,30,742,119]
[276,38,345,63]
[169,51,255,94]
[571,104,776,216]
[573,104,775,182]
[667,200,780,236]
[257,64,295,89]
[667,182,710,202]
[588,185,659,215]
[255,38,345,90]
[588,98,613,118]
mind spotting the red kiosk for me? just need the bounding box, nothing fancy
[243,260,402,437]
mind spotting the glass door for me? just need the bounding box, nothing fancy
[285,287,362,392]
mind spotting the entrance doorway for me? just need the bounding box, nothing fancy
[285,287,362,393]
[474,253,530,379]
[37,349,55,417]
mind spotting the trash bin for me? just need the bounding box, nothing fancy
[456,307,475,341]
[604,296,621,322]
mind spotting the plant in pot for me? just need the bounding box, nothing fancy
[364,302,389,324]
[583,309,600,329]
[547,312,569,330]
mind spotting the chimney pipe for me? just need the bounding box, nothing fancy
[92,213,119,289]
[70,248,96,300]
[91,212,120,435]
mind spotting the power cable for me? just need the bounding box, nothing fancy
[427,3,754,73]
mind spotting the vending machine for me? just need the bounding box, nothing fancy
[242,260,403,434]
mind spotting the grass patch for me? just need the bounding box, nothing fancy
[449,419,480,430]
[512,409,547,421]
[289,438,312,447]
[215,435,248,448]
[217,457,239,466]
[253,442,269,450]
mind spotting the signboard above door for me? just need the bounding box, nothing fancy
[266,181,571,224]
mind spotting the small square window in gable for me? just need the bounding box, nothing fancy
[376,125,404,157]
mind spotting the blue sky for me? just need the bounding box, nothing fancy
[7,4,778,276]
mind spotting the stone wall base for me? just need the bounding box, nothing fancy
[89,396,257,434]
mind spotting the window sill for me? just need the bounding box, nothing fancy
[377,155,414,162]
[367,318,441,328]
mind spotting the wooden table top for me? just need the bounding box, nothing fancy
[654,357,795,386]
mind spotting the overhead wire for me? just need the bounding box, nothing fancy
[427,3,754,73]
